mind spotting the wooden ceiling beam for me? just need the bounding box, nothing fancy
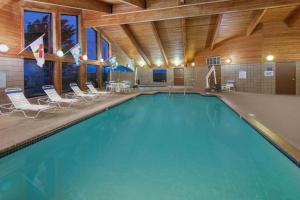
[84,0,300,27]
[285,6,300,27]
[246,9,267,36]
[210,14,223,50]
[96,28,131,62]
[26,0,112,13]
[150,22,169,66]
[120,25,152,67]
[182,18,187,64]
[119,0,146,9]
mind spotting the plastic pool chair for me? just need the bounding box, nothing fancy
[69,83,98,102]
[41,85,79,108]
[121,81,131,93]
[86,82,111,96]
[5,88,56,119]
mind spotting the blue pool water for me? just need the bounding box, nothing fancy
[0,94,299,200]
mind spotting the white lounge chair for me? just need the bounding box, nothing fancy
[5,88,56,119]
[222,80,235,92]
[120,81,131,93]
[0,103,14,116]
[69,83,98,102]
[86,82,111,96]
[40,85,79,108]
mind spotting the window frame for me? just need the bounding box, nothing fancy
[23,9,54,54]
[101,36,111,61]
[60,13,80,56]
[21,7,57,61]
[86,28,98,61]
[23,59,54,98]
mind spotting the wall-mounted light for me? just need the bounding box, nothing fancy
[173,58,181,67]
[139,61,145,67]
[83,55,88,61]
[225,58,232,64]
[156,61,162,67]
[191,62,196,67]
[0,44,9,53]
[56,50,64,57]
[266,55,274,61]
[100,58,104,63]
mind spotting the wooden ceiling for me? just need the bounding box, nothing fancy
[28,0,300,67]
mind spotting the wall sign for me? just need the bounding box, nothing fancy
[264,67,274,77]
[264,71,274,77]
[0,71,6,88]
[239,71,247,79]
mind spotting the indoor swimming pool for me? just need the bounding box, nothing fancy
[0,94,299,200]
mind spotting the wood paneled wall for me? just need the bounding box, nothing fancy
[195,21,300,65]
[0,0,22,58]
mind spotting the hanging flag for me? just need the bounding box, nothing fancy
[29,34,45,67]
[70,43,84,65]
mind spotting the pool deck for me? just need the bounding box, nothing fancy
[0,88,300,166]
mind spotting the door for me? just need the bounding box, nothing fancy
[174,68,184,86]
[276,62,296,95]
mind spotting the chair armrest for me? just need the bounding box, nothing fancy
[65,93,78,99]
[37,97,51,105]
[0,103,14,114]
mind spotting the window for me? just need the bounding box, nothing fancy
[206,56,221,65]
[101,37,110,61]
[24,10,53,53]
[24,59,54,98]
[86,28,98,60]
[87,64,98,88]
[153,69,167,82]
[62,63,79,92]
[61,14,78,54]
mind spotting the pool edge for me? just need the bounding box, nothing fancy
[1,91,300,168]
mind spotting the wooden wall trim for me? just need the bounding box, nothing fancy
[210,14,223,50]
[285,6,300,27]
[25,0,112,13]
[246,9,267,36]
[150,22,169,66]
[84,0,300,27]
[120,24,152,66]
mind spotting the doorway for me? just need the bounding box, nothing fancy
[174,68,184,86]
[276,62,296,95]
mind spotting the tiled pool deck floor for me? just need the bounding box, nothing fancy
[0,88,300,165]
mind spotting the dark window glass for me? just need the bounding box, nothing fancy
[24,10,53,53]
[86,28,97,60]
[62,62,79,92]
[153,69,167,82]
[101,38,110,61]
[24,59,53,98]
[61,15,78,54]
[87,64,98,88]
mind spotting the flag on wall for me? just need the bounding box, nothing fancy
[29,34,45,67]
[70,44,84,65]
